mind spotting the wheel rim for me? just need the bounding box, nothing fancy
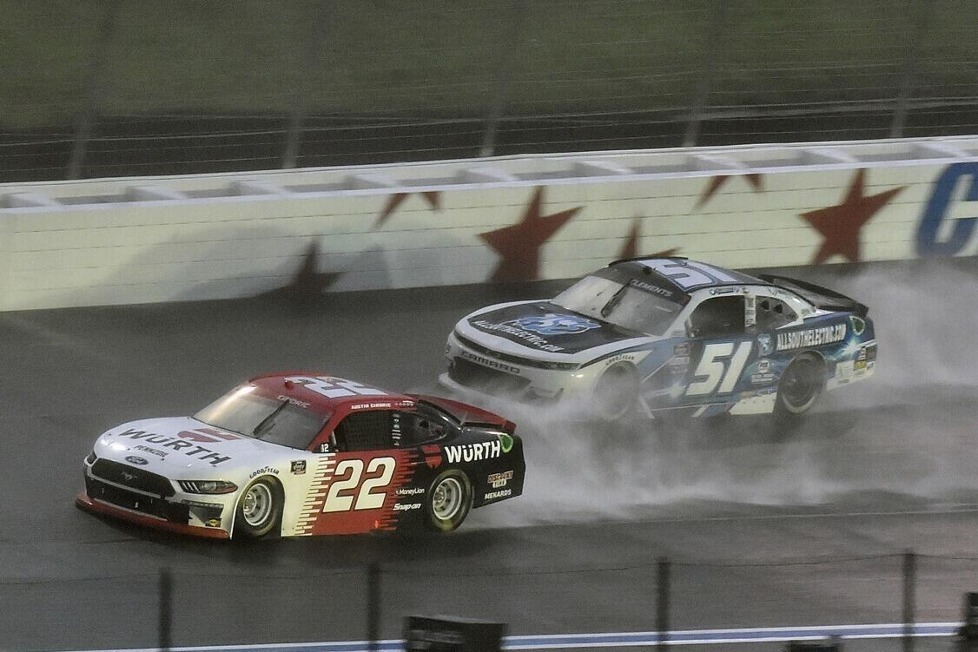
[242,482,273,527]
[432,476,464,521]
[781,358,820,411]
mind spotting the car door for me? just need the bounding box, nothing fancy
[301,409,423,535]
[680,293,756,407]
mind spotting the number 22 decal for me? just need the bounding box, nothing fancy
[322,457,396,512]
[686,341,752,396]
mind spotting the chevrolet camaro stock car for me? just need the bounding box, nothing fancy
[77,373,525,539]
[441,257,877,421]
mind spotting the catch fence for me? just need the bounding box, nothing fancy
[7,549,978,651]
[3,0,978,182]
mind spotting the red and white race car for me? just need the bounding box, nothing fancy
[76,373,525,539]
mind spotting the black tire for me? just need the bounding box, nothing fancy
[234,477,281,538]
[774,354,825,419]
[592,363,640,422]
[425,469,472,532]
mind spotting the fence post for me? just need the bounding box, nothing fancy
[657,558,670,651]
[367,561,381,652]
[68,0,119,180]
[683,0,728,147]
[890,0,933,138]
[283,0,331,169]
[480,0,528,158]
[903,550,916,652]
[159,567,173,651]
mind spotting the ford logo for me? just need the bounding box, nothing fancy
[125,456,149,466]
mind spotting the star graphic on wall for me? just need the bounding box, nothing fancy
[800,169,905,264]
[375,191,441,228]
[694,173,764,210]
[617,218,680,261]
[479,187,581,283]
[260,240,342,301]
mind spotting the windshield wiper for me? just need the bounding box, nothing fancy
[252,400,290,438]
[600,285,628,318]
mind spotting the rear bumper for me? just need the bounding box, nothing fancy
[76,490,231,540]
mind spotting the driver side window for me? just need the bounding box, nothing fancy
[333,410,394,452]
[688,295,745,338]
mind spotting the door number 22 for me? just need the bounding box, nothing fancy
[686,342,752,396]
[322,457,396,512]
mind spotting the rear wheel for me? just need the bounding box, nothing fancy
[425,469,472,532]
[592,364,640,422]
[774,354,825,419]
[234,478,281,538]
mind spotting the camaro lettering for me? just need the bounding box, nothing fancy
[472,320,565,352]
[445,441,502,464]
[460,350,521,374]
[114,429,231,466]
[776,324,846,350]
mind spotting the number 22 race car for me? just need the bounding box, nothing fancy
[76,373,525,539]
[441,256,877,422]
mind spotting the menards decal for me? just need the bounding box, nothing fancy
[776,323,846,351]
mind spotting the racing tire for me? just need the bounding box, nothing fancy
[593,363,640,422]
[234,477,282,539]
[425,469,472,533]
[774,354,825,419]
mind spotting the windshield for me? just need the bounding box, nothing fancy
[553,275,682,336]
[194,387,328,450]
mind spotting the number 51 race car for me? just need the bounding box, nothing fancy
[76,373,525,539]
[441,256,877,422]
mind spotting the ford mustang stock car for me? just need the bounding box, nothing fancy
[76,373,525,539]
[440,257,876,422]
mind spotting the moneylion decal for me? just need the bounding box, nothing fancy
[776,323,846,351]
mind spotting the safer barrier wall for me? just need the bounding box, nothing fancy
[2,136,978,311]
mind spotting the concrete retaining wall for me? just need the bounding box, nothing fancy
[2,137,978,311]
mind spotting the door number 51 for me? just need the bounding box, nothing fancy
[686,342,752,396]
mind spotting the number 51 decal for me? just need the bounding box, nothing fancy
[322,457,396,512]
[686,341,752,396]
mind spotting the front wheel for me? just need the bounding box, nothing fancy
[425,469,472,532]
[592,364,640,422]
[774,354,825,419]
[234,478,281,538]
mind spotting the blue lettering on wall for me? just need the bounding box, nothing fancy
[916,162,978,257]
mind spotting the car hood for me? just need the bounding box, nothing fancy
[93,416,284,476]
[458,300,654,362]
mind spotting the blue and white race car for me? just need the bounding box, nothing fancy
[440,257,876,421]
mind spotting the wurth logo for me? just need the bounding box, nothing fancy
[445,441,502,464]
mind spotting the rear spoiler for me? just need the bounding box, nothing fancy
[758,274,869,318]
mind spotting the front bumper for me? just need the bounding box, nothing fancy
[76,488,231,540]
[78,460,235,539]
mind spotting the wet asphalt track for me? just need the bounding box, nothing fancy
[3,263,978,652]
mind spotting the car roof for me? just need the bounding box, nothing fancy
[608,256,768,298]
[247,372,416,415]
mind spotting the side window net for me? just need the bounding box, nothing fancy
[335,411,393,451]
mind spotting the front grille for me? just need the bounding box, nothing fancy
[449,357,531,393]
[91,459,175,497]
[85,476,190,523]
